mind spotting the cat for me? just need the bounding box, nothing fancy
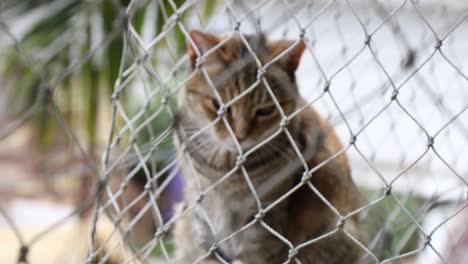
[172,30,365,264]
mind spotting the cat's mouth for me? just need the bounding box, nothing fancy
[216,137,258,153]
[218,138,243,152]
[215,127,279,154]
[239,139,257,151]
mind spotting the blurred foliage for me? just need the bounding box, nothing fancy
[1,0,218,154]
[151,239,175,257]
[362,190,424,261]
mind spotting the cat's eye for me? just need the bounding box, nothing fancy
[256,105,277,117]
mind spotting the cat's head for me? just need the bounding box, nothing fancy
[178,30,305,152]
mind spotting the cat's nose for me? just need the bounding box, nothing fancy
[234,129,248,142]
[232,121,249,142]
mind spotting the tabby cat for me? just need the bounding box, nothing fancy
[173,30,365,264]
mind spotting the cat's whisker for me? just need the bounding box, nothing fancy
[186,138,213,153]
[207,146,221,165]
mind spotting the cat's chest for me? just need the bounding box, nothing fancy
[198,189,290,262]
[204,182,257,224]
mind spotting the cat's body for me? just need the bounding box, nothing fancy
[173,31,364,263]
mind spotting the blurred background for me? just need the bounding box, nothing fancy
[0,0,468,263]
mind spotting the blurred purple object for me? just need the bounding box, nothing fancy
[161,168,183,223]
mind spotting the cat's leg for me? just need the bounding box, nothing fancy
[173,204,221,264]
[173,204,202,264]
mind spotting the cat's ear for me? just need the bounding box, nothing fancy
[186,30,220,68]
[268,40,306,73]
